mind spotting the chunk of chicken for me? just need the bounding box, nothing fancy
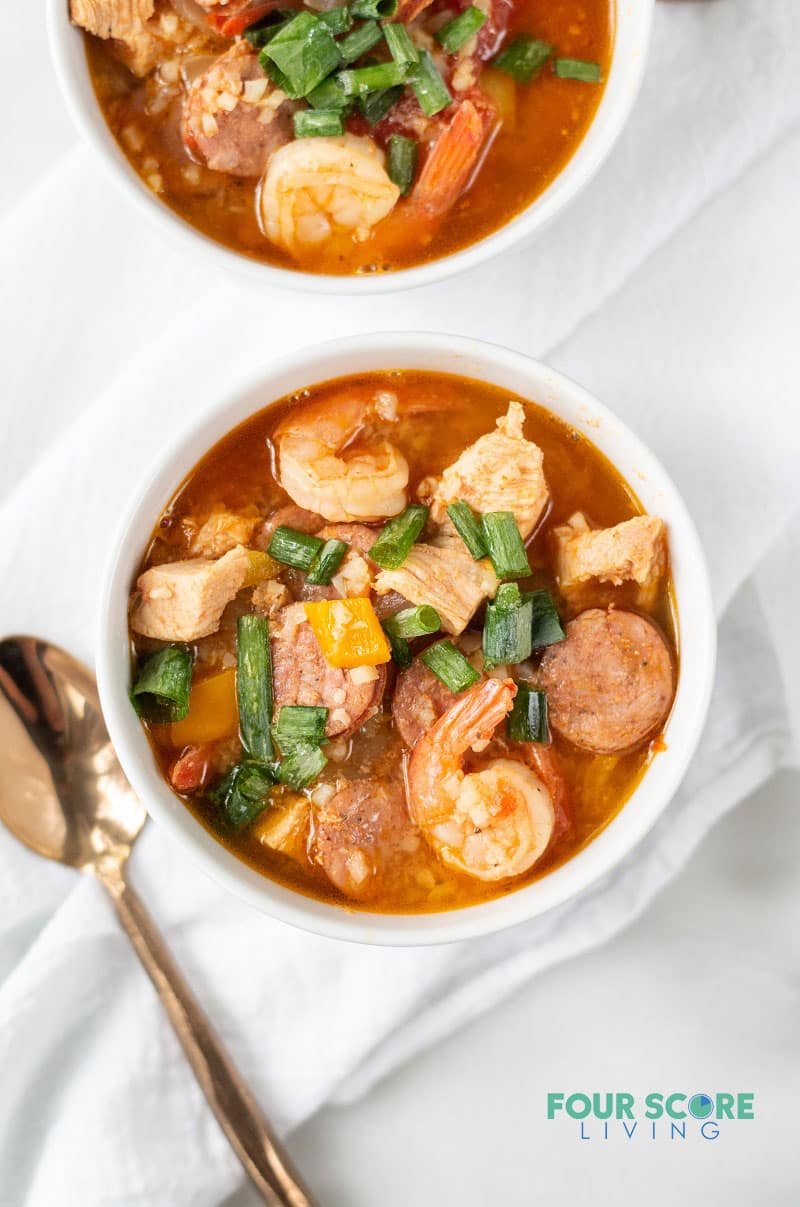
[375,539,497,635]
[420,401,549,540]
[130,545,250,641]
[71,0,194,76]
[188,507,258,558]
[253,795,310,860]
[552,513,668,592]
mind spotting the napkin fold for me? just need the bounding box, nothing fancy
[0,2,798,1203]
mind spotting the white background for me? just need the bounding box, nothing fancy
[2,4,798,1205]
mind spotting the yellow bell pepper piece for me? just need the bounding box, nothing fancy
[243,549,282,588]
[166,668,239,747]
[304,598,391,669]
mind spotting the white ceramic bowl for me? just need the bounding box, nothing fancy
[47,0,653,294]
[96,333,716,945]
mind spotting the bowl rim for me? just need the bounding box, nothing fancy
[95,331,717,946]
[46,0,654,295]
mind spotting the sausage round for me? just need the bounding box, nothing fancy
[271,604,386,738]
[537,608,675,754]
[312,778,417,900]
[391,656,461,748]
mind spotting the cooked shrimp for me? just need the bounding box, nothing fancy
[274,390,409,522]
[258,134,400,259]
[407,679,556,881]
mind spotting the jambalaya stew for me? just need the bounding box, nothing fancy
[128,372,677,913]
[73,0,611,274]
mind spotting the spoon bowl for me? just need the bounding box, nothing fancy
[0,635,144,868]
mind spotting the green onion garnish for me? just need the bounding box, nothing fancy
[245,13,295,49]
[318,5,353,35]
[276,742,328,789]
[210,761,274,829]
[409,49,452,117]
[339,19,384,63]
[306,538,348,585]
[260,12,342,99]
[237,615,274,762]
[360,83,404,124]
[387,134,419,195]
[554,57,602,82]
[368,504,429,569]
[383,627,412,668]
[275,704,328,748]
[483,583,533,668]
[446,499,488,559]
[436,6,486,54]
[507,683,548,743]
[383,604,441,640]
[307,74,351,110]
[481,511,530,579]
[268,524,324,570]
[493,35,552,84]
[421,640,481,693]
[293,108,345,137]
[339,61,407,96]
[383,22,419,70]
[130,645,192,723]
[529,589,566,648]
[351,0,397,18]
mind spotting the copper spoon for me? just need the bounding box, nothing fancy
[0,635,315,1207]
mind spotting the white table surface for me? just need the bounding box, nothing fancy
[3,6,798,1204]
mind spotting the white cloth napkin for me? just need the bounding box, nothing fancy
[1,2,798,1203]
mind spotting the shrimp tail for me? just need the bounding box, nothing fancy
[393,0,435,21]
[522,743,573,841]
[413,99,494,218]
[433,677,516,758]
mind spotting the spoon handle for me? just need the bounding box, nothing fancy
[99,866,316,1207]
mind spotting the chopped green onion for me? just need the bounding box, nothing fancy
[368,504,428,569]
[245,13,295,49]
[294,108,345,137]
[493,35,552,83]
[339,61,408,96]
[318,5,353,35]
[436,6,486,54]
[383,604,441,640]
[446,500,488,559]
[387,134,419,195]
[409,49,452,117]
[360,83,404,124]
[420,640,481,693]
[383,22,419,70]
[383,627,412,668]
[529,589,566,648]
[339,19,384,63]
[210,761,274,829]
[554,57,602,82]
[276,742,328,789]
[267,524,324,570]
[307,74,351,110]
[481,511,530,579]
[130,645,192,723]
[483,583,533,667]
[260,12,342,99]
[352,0,397,18]
[306,538,348,585]
[507,683,548,743]
[275,704,328,748]
[237,615,274,762]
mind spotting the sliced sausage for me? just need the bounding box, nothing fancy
[391,656,462,749]
[182,43,296,177]
[254,504,325,551]
[271,604,386,738]
[312,778,418,900]
[537,608,675,754]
